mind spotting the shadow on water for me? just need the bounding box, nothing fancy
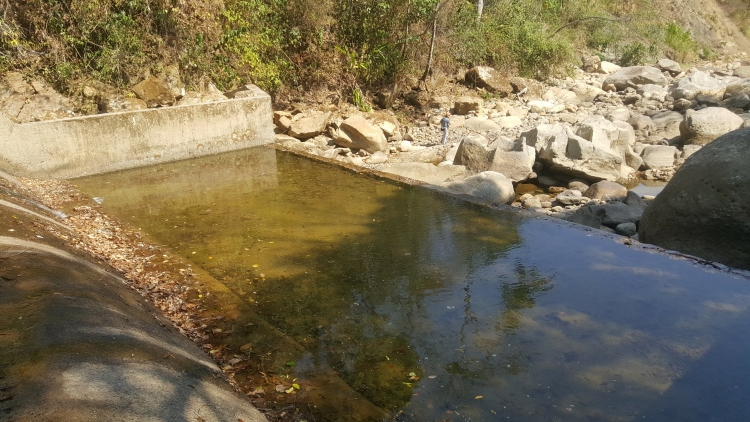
[74,147,750,422]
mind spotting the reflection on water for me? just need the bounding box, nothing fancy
[76,146,750,421]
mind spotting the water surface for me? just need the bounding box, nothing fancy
[76,147,750,421]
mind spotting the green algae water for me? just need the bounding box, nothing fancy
[76,146,750,422]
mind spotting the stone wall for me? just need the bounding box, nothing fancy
[0,86,273,179]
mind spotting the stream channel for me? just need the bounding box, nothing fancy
[75,146,750,422]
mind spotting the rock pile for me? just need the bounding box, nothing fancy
[273,54,750,241]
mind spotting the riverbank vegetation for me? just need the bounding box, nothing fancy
[0,0,720,100]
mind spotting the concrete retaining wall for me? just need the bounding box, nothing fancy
[0,85,274,179]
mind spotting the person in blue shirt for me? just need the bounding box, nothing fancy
[440,112,451,145]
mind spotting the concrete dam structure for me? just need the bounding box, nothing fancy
[0,85,274,179]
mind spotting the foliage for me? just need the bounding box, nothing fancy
[664,22,698,62]
[0,0,718,103]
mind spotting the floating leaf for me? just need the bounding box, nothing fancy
[293,383,300,390]
[285,387,295,394]
[409,372,416,377]
[402,382,412,387]
[252,264,260,268]
[285,361,296,367]
[475,395,483,399]
[428,375,437,379]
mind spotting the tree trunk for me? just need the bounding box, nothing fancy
[421,0,443,82]
[477,0,483,22]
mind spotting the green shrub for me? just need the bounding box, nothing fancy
[664,22,697,62]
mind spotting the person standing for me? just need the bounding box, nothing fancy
[440,112,451,145]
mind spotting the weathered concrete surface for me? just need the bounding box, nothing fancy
[0,232,268,422]
[0,85,273,179]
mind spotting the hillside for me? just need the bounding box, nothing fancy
[1,0,749,112]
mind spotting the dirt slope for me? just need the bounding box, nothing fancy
[659,0,750,53]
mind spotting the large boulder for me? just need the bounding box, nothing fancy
[598,61,621,74]
[603,66,668,91]
[0,72,76,122]
[638,128,750,270]
[521,124,632,182]
[465,66,513,95]
[332,115,388,153]
[568,82,605,103]
[610,121,643,170]
[583,180,627,200]
[452,136,491,171]
[657,58,682,75]
[543,87,579,104]
[576,115,618,149]
[733,66,750,79]
[586,202,643,228]
[726,79,750,97]
[132,76,176,107]
[487,150,534,182]
[641,145,677,169]
[464,116,501,132]
[290,112,331,140]
[679,107,744,145]
[454,97,484,115]
[441,171,515,204]
[670,71,726,101]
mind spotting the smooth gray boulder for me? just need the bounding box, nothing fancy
[584,180,627,200]
[641,145,677,169]
[588,202,643,228]
[657,58,682,75]
[603,66,668,91]
[488,150,534,182]
[453,136,491,171]
[726,79,750,97]
[568,83,605,103]
[441,171,515,204]
[679,107,744,145]
[464,116,501,131]
[670,71,726,101]
[639,128,750,270]
[616,222,638,236]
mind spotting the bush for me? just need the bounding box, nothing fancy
[664,22,698,62]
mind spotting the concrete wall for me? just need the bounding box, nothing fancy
[0,85,274,179]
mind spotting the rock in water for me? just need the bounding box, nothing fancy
[441,171,515,205]
[638,128,750,270]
